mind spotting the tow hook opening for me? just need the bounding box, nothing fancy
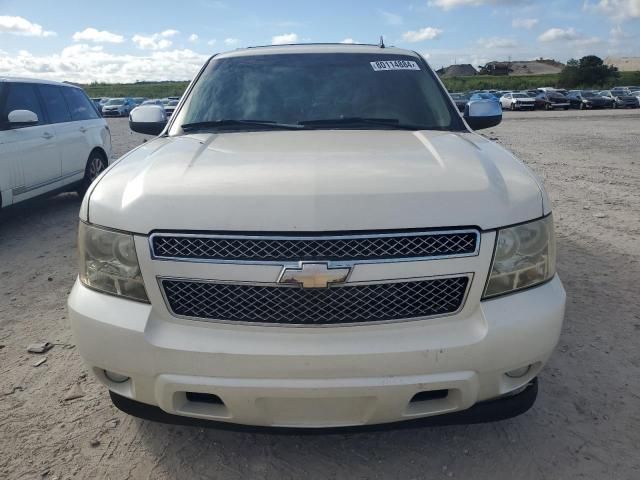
[185,391,225,405]
[410,389,449,403]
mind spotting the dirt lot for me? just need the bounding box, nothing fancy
[1,109,639,480]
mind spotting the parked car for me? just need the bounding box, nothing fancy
[102,97,135,117]
[0,77,112,208]
[132,97,148,106]
[599,90,639,109]
[567,90,611,109]
[69,44,564,430]
[500,92,535,111]
[631,91,640,103]
[164,99,179,117]
[449,92,469,112]
[141,99,164,106]
[469,92,500,102]
[534,92,570,110]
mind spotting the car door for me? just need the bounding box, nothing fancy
[57,86,103,183]
[0,82,61,203]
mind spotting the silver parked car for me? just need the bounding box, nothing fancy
[102,97,136,117]
[500,92,535,111]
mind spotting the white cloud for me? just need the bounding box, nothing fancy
[207,39,217,46]
[378,9,403,25]
[402,27,443,42]
[512,18,539,29]
[428,0,526,10]
[584,0,640,20]
[161,29,179,37]
[341,38,357,44]
[62,44,104,56]
[477,37,518,48]
[0,15,56,37]
[224,37,239,46]
[0,46,209,83]
[272,32,298,45]
[188,33,199,42]
[132,30,178,50]
[72,27,124,43]
[538,27,579,42]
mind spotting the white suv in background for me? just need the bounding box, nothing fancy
[0,77,111,208]
[69,45,565,430]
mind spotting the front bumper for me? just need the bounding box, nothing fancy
[68,276,565,428]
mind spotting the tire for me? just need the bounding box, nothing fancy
[77,151,107,197]
[510,103,516,111]
[579,102,585,110]
[545,103,551,111]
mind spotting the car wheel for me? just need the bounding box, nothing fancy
[545,103,551,110]
[613,102,617,109]
[564,107,569,110]
[77,151,107,197]
[579,102,585,110]
[510,103,516,111]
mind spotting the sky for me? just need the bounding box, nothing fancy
[0,0,638,83]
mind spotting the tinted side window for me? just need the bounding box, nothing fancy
[2,83,45,125]
[39,85,72,124]
[61,87,99,121]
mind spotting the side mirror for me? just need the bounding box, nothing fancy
[464,99,502,130]
[8,109,39,127]
[129,105,167,135]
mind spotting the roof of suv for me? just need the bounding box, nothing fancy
[215,43,421,60]
[0,76,80,88]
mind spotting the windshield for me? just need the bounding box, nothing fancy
[106,98,125,105]
[170,52,463,133]
[512,93,528,98]
[167,100,179,106]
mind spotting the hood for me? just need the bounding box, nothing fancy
[87,130,545,233]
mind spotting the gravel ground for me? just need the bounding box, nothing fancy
[1,109,639,480]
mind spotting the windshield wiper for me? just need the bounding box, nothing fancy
[181,119,304,132]
[299,117,431,130]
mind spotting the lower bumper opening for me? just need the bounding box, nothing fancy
[174,391,229,419]
[410,389,449,402]
[185,391,224,405]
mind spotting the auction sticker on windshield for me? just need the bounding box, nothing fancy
[370,60,420,71]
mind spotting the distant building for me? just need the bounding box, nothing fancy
[436,64,478,78]
[604,57,640,72]
[479,59,564,76]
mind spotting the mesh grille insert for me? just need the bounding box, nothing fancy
[162,276,470,325]
[152,231,478,262]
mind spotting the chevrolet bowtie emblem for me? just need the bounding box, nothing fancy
[278,262,351,289]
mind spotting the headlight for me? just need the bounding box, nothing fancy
[78,222,149,302]
[483,215,556,299]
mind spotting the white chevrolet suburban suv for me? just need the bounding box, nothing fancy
[0,78,111,208]
[68,45,565,430]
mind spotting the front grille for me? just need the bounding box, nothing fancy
[161,276,470,325]
[151,230,479,263]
